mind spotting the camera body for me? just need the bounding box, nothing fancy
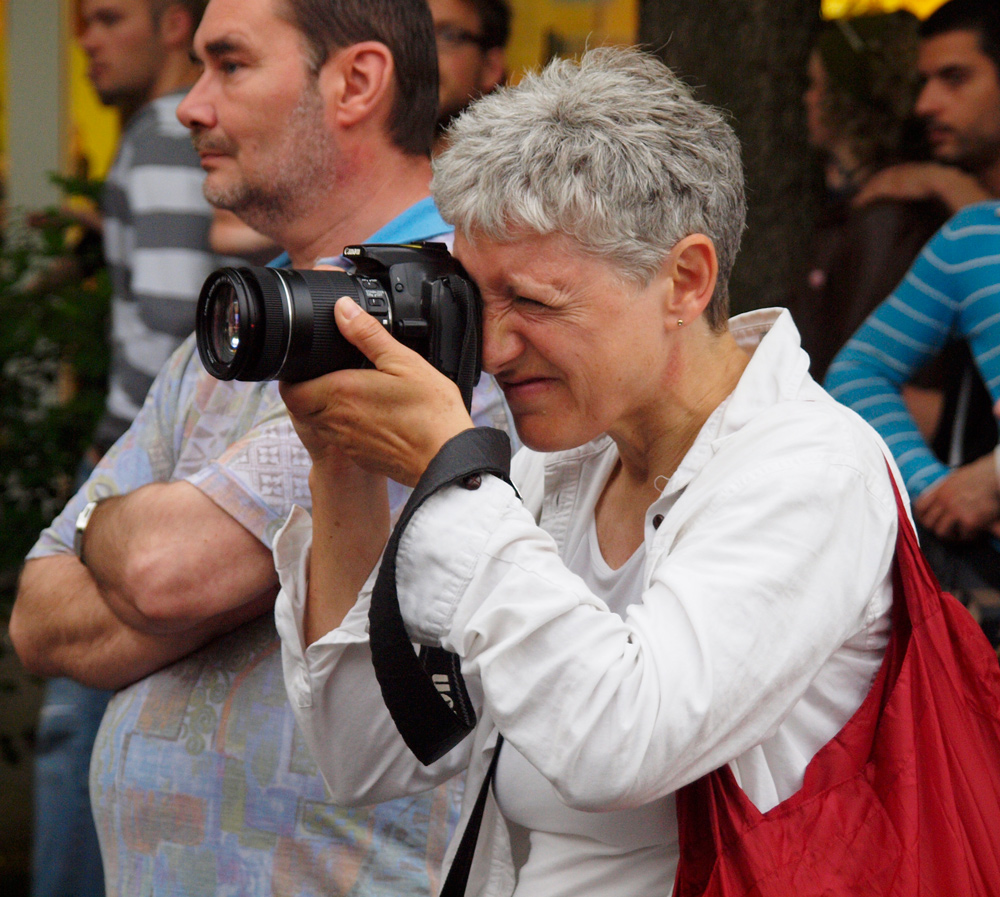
[195,242,482,403]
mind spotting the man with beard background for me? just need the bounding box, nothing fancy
[428,0,509,152]
[855,0,1000,209]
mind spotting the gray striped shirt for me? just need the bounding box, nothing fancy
[94,90,226,451]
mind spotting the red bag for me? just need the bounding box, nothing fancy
[674,474,1000,896]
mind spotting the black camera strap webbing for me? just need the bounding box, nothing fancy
[368,426,516,766]
[438,733,503,897]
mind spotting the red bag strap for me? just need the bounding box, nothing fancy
[883,464,950,631]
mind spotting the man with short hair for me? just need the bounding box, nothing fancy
[11,0,512,893]
[856,0,1000,209]
[83,0,221,458]
[429,0,510,151]
[31,3,219,895]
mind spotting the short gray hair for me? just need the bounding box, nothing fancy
[432,47,746,329]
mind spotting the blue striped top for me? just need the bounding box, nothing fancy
[825,201,1000,499]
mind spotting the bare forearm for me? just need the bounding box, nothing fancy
[854,163,991,213]
[934,169,992,213]
[304,464,390,646]
[9,555,276,689]
[83,481,279,631]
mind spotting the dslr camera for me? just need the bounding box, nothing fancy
[195,242,483,406]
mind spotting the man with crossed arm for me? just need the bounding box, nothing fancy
[11,0,512,893]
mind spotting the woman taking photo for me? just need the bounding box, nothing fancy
[274,48,901,896]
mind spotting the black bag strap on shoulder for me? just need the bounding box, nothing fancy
[368,426,516,765]
[438,734,504,897]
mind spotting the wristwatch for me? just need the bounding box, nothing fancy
[73,500,101,561]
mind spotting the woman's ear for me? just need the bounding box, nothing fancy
[319,41,395,131]
[662,234,718,325]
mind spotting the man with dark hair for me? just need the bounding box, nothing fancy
[31,3,220,896]
[856,0,1000,209]
[428,0,511,149]
[921,0,1000,71]
[11,0,511,893]
[274,0,440,156]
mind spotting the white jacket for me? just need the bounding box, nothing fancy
[275,308,902,895]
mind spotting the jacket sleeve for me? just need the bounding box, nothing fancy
[274,506,475,806]
[272,383,518,806]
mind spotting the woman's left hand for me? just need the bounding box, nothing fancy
[279,296,474,487]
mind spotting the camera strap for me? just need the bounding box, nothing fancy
[368,426,516,765]
[438,732,503,897]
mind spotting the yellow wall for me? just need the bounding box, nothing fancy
[822,0,948,18]
[2,0,635,187]
[68,0,637,179]
[12,0,947,188]
[507,0,639,78]
[68,42,119,180]
[1,5,117,187]
[26,0,948,186]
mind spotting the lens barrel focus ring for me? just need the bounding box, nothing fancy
[278,269,368,381]
[254,269,292,380]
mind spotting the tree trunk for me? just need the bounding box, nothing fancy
[639,0,824,315]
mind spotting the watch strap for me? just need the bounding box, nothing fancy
[73,500,100,561]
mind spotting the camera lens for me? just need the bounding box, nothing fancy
[195,244,483,393]
[210,281,240,364]
[196,267,273,380]
[196,265,387,382]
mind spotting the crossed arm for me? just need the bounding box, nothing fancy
[8,338,298,690]
[853,162,991,214]
[10,481,279,690]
